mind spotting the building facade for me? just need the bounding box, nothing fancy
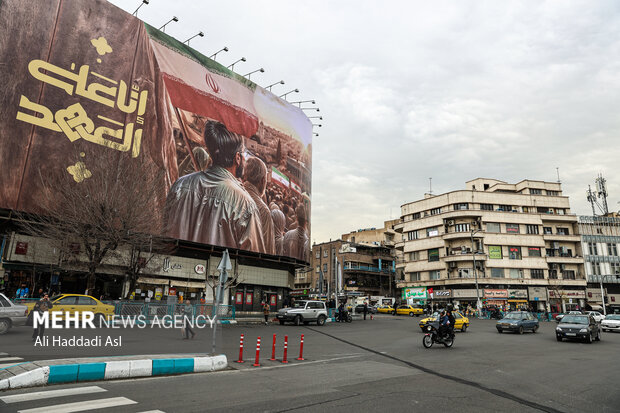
[395,178,586,312]
[578,215,620,314]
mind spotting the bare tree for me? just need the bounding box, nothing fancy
[18,149,168,296]
[205,260,243,307]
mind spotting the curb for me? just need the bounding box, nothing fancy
[0,355,227,391]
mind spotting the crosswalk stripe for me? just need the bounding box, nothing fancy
[18,397,137,413]
[136,411,166,413]
[1,386,106,404]
[0,357,23,362]
[0,352,8,356]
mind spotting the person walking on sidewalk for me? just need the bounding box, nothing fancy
[262,301,270,325]
[183,300,195,339]
[31,293,53,342]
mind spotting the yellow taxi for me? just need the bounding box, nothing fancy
[26,294,115,322]
[376,305,395,314]
[394,304,424,317]
[419,311,470,332]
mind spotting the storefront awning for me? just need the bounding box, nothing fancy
[137,277,169,285]
[508,300,528,303]
[170,280,205,289]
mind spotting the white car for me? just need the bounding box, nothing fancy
[0,293,28,334]
[601,314,620,332]
[586,311,605,323]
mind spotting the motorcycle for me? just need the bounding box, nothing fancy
[335,310,352,323]
[422,322,454,348]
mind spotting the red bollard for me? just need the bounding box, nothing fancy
[269,333,276,361]
[236,334,245,363]
[282,335,289,363]
[296,334,305,360]
[253,337,261,367]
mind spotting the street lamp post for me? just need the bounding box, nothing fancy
[279,88,299,100]
[183,31,204,46]
[243,68,265,80]
[227,57,246,71]
[209,47,229,60]
[470,225,482,312]
[158,16,178,32]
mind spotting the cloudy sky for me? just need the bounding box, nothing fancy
[110,0,620,243]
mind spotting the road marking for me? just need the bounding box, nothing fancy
[1,386,106,404]
[0,352,7,356]
[136,411,166,413]
[0,357,23,362]
[18,397,137,413]
[0,363,22,369]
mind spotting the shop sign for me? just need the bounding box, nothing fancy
[290,289,309,296]
[547,290,585,299]
[404,287,427,299]
[488,246,502,259]
[452,289,479,298]
[484,289,508,299]
[434,290,452,298]
[169,287,177,296]
[586,289,603,301]
[528,287,546,301]
[15,242,28,255]
[508,289,527,299]
[162,257,182,272]
[194,264,205,274]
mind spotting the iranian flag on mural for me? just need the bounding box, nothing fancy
[290,179,302,194]
[271,166,290,188]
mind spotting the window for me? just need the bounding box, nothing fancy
[429,270,441,280]
[491,268,504,278]
[607,243,618,256]
[528,247,541,257]
[611,262,620,275]
[543,227,552,234]
[488,246,502,259]
[412,212,421,220]
[315,251,320,258]
[592,262,601,276]
[430,207,442,215]
[522,206,529,213]
[428,248,439,262]
[407,231,419,241]
[316,266,320,273]
[549,269,558,279]
[486,222,501,233]
[408,272,421,281]
[506,224,520,233]
[458,268,472,278]
[454,203,468,210]
[499,204,512,212]
[57,296,77,305]
[526,225,539,235]
[454,223,470,232]
[480,203,494,211]
[0,295,10,307]
[556,227,569,235]
[77,297,96,306]
[409,251,419,261]
[530,188,542,195]
[509,269,523,279]
[563,270,576,280]
[531,269,544,279]
[426,227,439,237]
[508,246,522,260]
[556,209,565,215]
[547,190,559,196]
[323,263,327,273]
[588,242,598,256]
[324,250,328,257]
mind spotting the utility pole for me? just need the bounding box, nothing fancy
[471,222,482,312]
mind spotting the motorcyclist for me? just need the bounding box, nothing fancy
[438,310,449,339]
[338,302,345,322]
[447,309,456,338]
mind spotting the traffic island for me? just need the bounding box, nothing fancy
[0,354,227,391]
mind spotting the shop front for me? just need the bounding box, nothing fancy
[548,289,585,313]
[484,289,508,309]
[452,289,481,312]
[403,287,427,306]
[528,287,548,312]
[586,288,604,311]
[507,289,528,311]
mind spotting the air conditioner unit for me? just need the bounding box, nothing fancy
[446,220,454,226]
[449,262,457,269]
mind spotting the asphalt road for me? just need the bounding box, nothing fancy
[1,315,619,412]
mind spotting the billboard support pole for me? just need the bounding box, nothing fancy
[212,250,231,354]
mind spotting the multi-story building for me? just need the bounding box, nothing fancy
[395,178,586,312]
[578,215,620,313]
[293,231,397,299]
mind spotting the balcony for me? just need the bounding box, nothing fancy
[443,231,484,241]
[543,234,581,242]
[343,263,395,274]
[545,255,584,264]
[444,252,487,262]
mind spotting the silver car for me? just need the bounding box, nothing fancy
[0,293,28,334]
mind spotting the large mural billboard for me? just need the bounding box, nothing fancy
[0,0,312,262]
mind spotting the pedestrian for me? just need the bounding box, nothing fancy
[262,301,270,325]
[32,292,53,342]
[182,299,195,339]
[16,284,29,299]
[363,302,368,320]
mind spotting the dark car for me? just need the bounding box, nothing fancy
[496,311,539,334]
[556,314,601,343]
[354,304,377,314]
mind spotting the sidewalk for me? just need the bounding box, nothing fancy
[0,353,227,391]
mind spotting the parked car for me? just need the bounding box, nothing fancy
[419,311,470,332]
[585,311,605,323]
[555,310,582,322]
[354,304,377,314]
[394,304,424,317]
[277,300,328,326]
[556,314,601,343]
[496,311,539,334]
[0,293,28,334]
[24,294,115,323]
[376,305,394,314]
[601,314,620,332]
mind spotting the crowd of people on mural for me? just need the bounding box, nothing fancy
[164,120,309,262]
